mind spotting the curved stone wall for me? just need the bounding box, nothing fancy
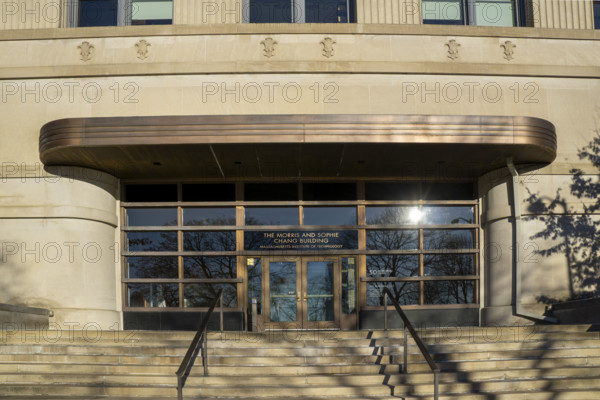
[0,167,120,329]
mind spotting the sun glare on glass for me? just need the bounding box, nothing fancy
[408,207,422,223]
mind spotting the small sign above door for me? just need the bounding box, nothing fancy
[244,230,358,250]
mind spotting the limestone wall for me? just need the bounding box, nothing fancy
[0,167,120,329]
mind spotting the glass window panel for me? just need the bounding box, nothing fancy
[474,0,514,27]
[184,283,238,307]
[424,254,475,276]
[183,231,236,252]
[302,183,356,201]
[366,206,418,225]
[366,230,418,250]
[126,232,178,252]
[422,206,475,225]
[424,281,475,304]
[365,182,419,200]
[245,207,299,225]
[245,183,298,201]
[126,208,177,226]
[80,0,118,27]
[127,283,179,307]
[423,229,475,250]
[422,182,474,200]
[342,257,356,314]
[422,0,464,24]
[127,256,178,278]
[182,184,235,202]
[125,184,177,202]
[184,256,237,279]
[303,207,356,225]
[249,0,293,22]
[269,261,297,322]
[306,261,334,321]
[366,255,419,278]
[305,0,348,22]
[132,0,173,21]
[247,258,262,314]
[366,282,420,306]
[183,208,236,226]
[595,2,600,29]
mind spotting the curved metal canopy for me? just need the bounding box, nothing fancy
[40,114,556,179]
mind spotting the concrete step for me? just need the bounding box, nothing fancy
[2,365,598,386]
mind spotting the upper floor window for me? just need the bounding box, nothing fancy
[246,0,354,23]
[422,0,531,26]
[594,0,600,29]
[77,0,173,27]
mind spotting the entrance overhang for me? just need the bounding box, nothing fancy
[39,114,556,179]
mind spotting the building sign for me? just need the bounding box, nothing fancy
[244,230,358,250]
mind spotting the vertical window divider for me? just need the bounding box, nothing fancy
[419,222,424,306]
[178,184,184,308]
[475,202,481,304]
[120,205,127,307]
[357,181,366,311]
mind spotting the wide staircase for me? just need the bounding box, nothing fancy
[1,325,600,399]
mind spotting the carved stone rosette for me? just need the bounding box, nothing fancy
[135,40,151,60]
[78,41,94,62]
[445,39,460,61]
[500,41,516,61]
[320,37,336,58]
[260,37,278,58]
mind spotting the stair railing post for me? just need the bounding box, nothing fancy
[383,292,388,332]
[203,332,208,376]
[220,290,224,339]
[177,375,183,400]
[403,325,408,374]
[434,370,439,400]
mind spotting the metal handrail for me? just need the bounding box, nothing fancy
[175,288,224,400]
[382,287,440,400]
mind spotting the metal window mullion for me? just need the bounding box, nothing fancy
[121,205,128,308]
[178,195,184,308]
[419,227,424,306]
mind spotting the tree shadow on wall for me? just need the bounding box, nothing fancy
[525,133,600,302]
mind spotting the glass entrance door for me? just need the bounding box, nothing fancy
[264,257,340,329]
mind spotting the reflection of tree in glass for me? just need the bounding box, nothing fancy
[367,207,412,225]
[526,135,600,301]
[128,257,178,279]
[188,213,236,226]
[184,283,237,307]
[424,229,473,250]
[423,233,474,304]
[367,282,419,306]
[424,281,473,304]
[185,256,236,279]
[307,262,334,321]
[129,283,179,307]
[270,262,297,322]
[424,234,474,276]
[183,221,236,252]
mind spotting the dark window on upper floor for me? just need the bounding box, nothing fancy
[247,0,355,23]
[80,0,118,26]
[77,0,173,27]
[422,0,534,27]
[594,1,600,29]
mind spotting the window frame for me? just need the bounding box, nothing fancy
[120,180,480,312]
